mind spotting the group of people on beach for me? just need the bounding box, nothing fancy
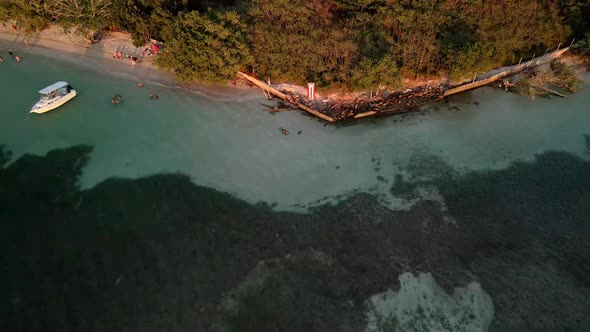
[113,51,142,66]
[111,43,161,66]
[111,82,159,105]
[142,43,159,56]
[1,49,21,63]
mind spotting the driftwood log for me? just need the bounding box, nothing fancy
[238,47,573,122]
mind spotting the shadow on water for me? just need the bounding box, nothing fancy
[0,143,589,331]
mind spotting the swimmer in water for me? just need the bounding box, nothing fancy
[148,93,159,100]
[112,94,122,104]
[15,55,21,62]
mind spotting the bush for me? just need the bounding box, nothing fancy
[156,10,252,84]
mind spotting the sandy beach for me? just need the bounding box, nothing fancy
[0,24,260,102]
[0,23,447,105]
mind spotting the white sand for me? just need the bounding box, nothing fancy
[366,272,494,332]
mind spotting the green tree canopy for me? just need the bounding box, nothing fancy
[157,9,252,83]
[0,0,581,90]
[351,57,401,93]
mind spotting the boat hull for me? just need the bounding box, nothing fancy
[31,90,77,114]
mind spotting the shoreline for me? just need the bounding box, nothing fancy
[0,26,261,102]
[1,25,585,120]
[240,46,582,121]
[0,24,447,105]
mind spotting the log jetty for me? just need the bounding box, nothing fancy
[237,47,572,123]
[443,47,571,97]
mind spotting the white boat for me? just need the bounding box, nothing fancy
[30,81,77,114]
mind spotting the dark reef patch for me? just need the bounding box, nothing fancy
[0,145,589,331]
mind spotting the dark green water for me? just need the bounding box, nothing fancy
[1,145,589,331]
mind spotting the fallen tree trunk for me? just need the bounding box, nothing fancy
[532,84,566,97]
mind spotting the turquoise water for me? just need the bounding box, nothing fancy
[1,47,589,211]
[1,44,589,331]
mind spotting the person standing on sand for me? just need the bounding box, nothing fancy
[24,40,29,47]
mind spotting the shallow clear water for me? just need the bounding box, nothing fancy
[1,44,589,331]
[1,48,588,211]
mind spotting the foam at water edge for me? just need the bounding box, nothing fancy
[366,272,494,332]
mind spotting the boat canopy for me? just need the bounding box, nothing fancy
[39,81,69,94]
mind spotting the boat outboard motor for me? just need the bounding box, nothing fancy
[67,85,73,92]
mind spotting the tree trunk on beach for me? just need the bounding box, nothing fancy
[515,60,581,99]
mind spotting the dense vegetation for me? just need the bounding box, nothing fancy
[1,0,588,87]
